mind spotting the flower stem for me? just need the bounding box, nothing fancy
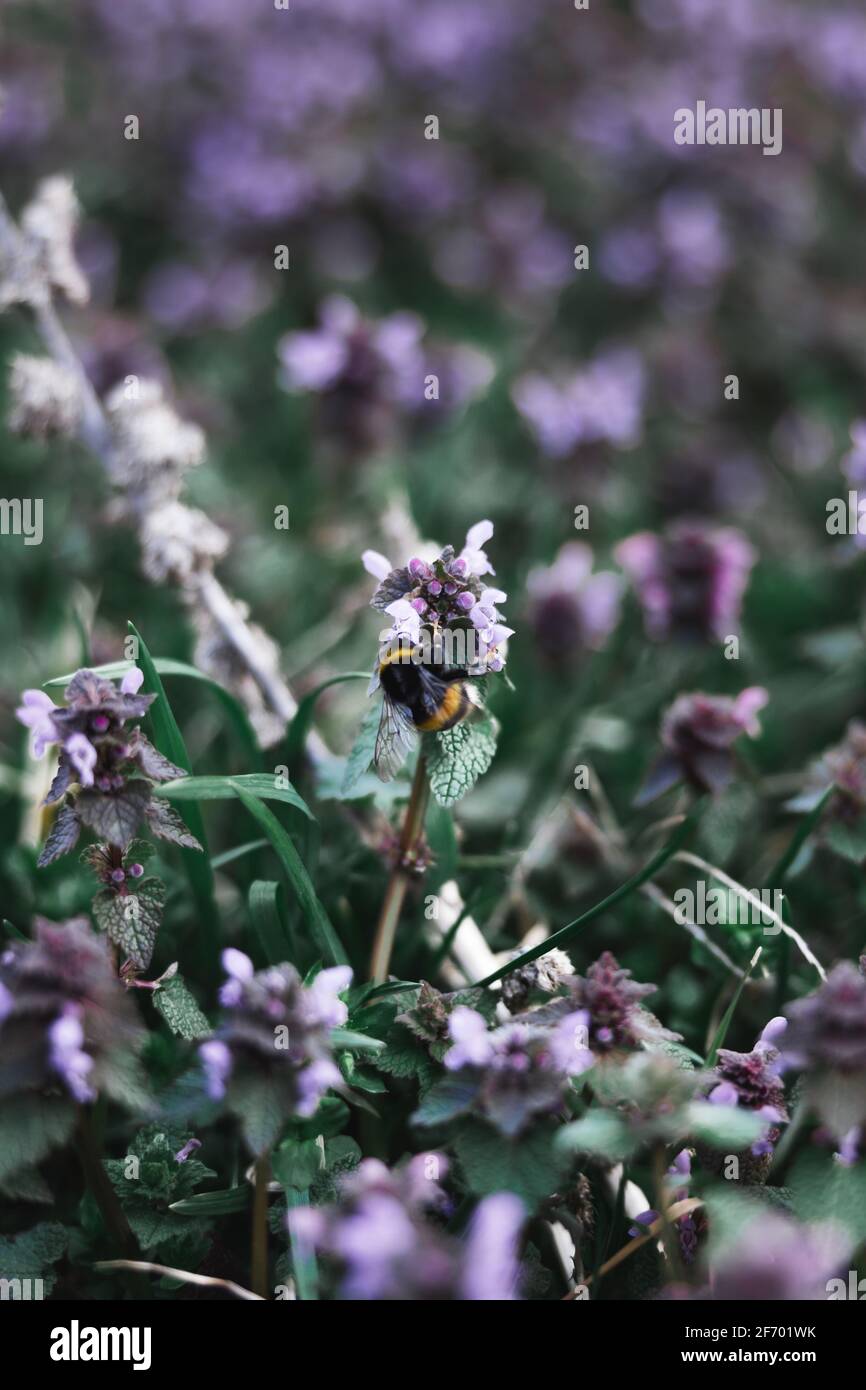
[652,1143,682,1283]
[369,754,430,982]
[251,1153,271,1299]
[75,1106,138,1261]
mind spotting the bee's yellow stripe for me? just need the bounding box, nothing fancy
[415,683,466,732]
[378,644,417,671]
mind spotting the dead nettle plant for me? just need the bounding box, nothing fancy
[0,175,322,756]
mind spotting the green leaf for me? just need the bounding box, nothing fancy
[824,816,866,865]
[93,879,165,969]
[556,1109,635,1162]
[411,1073,481,1127]
[76,782,152,849]
[0,1095,75,1188]
[0,1222,68,1296]
[474,796,706,988]
[229,781,348,967]
[272,1138,324,1191]
[425,716,498,808]
[789,1149,866,1246]
[128,624,217,964]
[170,1185,250,1217]
[340,702,382,796]
[686,1101,766,1149]
[329,1028,385,1054]
[211,839,268,870]
[454,1119,565,1209]
[37,801,81,866]
[152,974,212,1040]
[425,798,458,888]
[155,773,314,822]
[230,1074,287,1156]
[249,879,296,966]
[285,672,369,773]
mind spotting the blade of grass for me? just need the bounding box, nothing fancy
[155,773,313,821]
[705,946,762,1066]
[248,879,297,966]
[473,798,706,988]
[768,787,833,886]
[285,1188,318,1300]
[229,781,349,967]
[211,839,268,871]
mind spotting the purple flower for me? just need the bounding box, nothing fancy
[460,1192,524,1300]
[48,1003,96,1104]
[202,955,352,1140]
[782,962,866,1138]
[64,732,98,788]
[512,349,645,457]
[710,1211,850,1301]
[444,1006,496,1069]
[121,666,144,695]
[640,686,768,800]
[526,542,623,663]
[306,965,353,1030]
[459,520,496,578]
[615,521,755,643]
[296,1057,343,1118]
[628,1209,660,1238]
[292,1156,524,1300]
[174,1136,202,1163]
[551,951,680,1055]
[708,1080,740,1107]
[199,1040,233,1101]
[15,689,59,758]
[443,1011,580,1137]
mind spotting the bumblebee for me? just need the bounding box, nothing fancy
[372,644,474,781]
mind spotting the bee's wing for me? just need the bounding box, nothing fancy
[414,665,452,721]
[374,695,418,782]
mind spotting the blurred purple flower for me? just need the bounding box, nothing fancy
[526,542,623,663]
[615,520,755,642]
[48,1002,96,1104]
[639,686,768,800]
[512,349,645,458]
[710,1211,850,1301]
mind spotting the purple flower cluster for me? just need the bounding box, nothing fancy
[442,1005,592,1137]
[640,686,769,801]
[0,916,147,1112]
[616,521,755,643]
[525,543,623,665]
[17,666,147,791]
[16,667,201,864]
[782,962,866,1143]
[278,295,492,448]
[549,950,681,1056]
[199,951,352,1138]
[512,349,645,458]
[707,1017,789,1161]
[364,519,513,671]
[290,1155,524,1300]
